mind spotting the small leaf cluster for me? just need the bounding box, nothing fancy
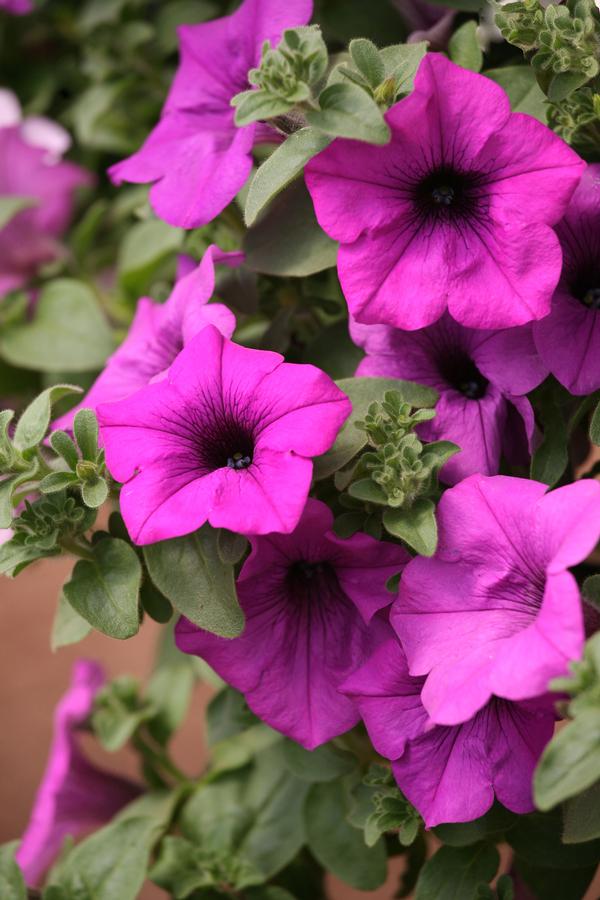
[357,764,422,848]
[44,408,110,508]
[334,390,458,556]
[496,0,600,101]
[333,39,428,107]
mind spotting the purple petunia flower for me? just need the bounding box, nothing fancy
[16,660,141,886]
[0,0,32,13]
[109,0,312,228]
[392,474,600,726]
[53,245,237,433]
[305,53,585,331]
[98,327,351,542]
[351,312,548,484]
[176,499,409,748]
[0,107,90,299]
[533,164,600,395]
[342,638,554,826]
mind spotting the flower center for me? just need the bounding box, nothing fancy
[583,287,600,310]
[227,452,252,470]
[438,353,489,400]
[285,559,341,605]
[414,166,484,224]
[193,410,255,474]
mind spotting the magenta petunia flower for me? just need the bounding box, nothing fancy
[342,638,554,826]
[392,474,600,726]
[0,115,90,299]
[16,660,141,886]
[98,327,351,542]
[533,164,600,395]
[351,312,547,484]
[53,245,237,433]
[176,499,408,748]
[109,0,312,228]
[305,53,585,331]
[0,0,32,13]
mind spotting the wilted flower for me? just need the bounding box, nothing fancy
[16,661,140,886]
[351,312,547,484]
[109,0,312,228]
[176,499,408,748]
[305,54,584,331]
[98,326,350,542]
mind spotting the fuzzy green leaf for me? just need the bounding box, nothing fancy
[383,498,438,556]
[307,82,390,144]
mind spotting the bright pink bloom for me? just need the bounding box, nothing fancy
[305,54,584,331]
[351,312,547,484]
[176,499,408,748]
[98,327,350,542]
[16,661,140,886]
[533,164,600,395]
[393,475,600,726]
[0,0,32,13]
[109,0,312,228]
[53,245,237,433]
[342,638,554,827]
[0,120,89,298]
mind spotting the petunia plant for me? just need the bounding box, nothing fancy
[1,0,600,898]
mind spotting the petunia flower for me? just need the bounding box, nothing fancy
[0,0,32,13]
[533,164,600,395]
[342,637,555,826]
[0,92,90,299]
[350,312,548,485]
[305,53,585,331]
[392,474,600,726]
[176,499,409,748]
[53,245,237,433]
[16,660,141,886]
[98,327,351,542]
[109,0,313,228]
[392,0,456,50]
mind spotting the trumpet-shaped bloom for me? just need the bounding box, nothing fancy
[98,327,351,542]
[0,101,89,298]
[533,164,600,395]
[305,53,584,331]
[351,312,547,484]
[109,0,312,228]
[16,661,141,886]
[53,245,237,433]
[176,499,408,748]
[342,638,554,826]
[392,474,600,726]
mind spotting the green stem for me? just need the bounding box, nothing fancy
[133,732,190,786]
[59,536,95,561]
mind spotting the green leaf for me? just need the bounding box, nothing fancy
[149,836,218,897]
[414,843,500,900]
[217,528,249,565]
[433,804,517,847]
[349,38,385,88]
[13,385,82,452]
[233,89,294,127]
[81,476,109,508]
[508,809,600,870]
[305,779,387,890]
[0,476,18,530]
[302,321,364,380]
[379,41,428,96]
[73,408,99,460]
[92,676,154,751]
[206,686,259,746]
[140,580,173,623]
[563,780,600,844]
[245,128,331,226]
[590,399,600,445]
[314,376,437,480]
[530,383,568,487]
[47,799,174,900]
[63,537,142,639]
[145,632,195,745]
[547,70,590,103]
[51,591,92,650]
[118,219,182,297]
[0,280,114,373]
[0,841,26,900]
[0,196,37,229]
[485,66,547,122]
[143,524,244,638]
[39,471,79,494]
[383,498,438,556]
[282,739,356,782]
[512,861,596,900]
[50,430,79,470]
[448,20,483,72]
[244,180,338,278]
[534,711,600,809]
[307,83,390,144]
[582,574,600,611]
[348,478,388,505]
[0,536,53,577]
